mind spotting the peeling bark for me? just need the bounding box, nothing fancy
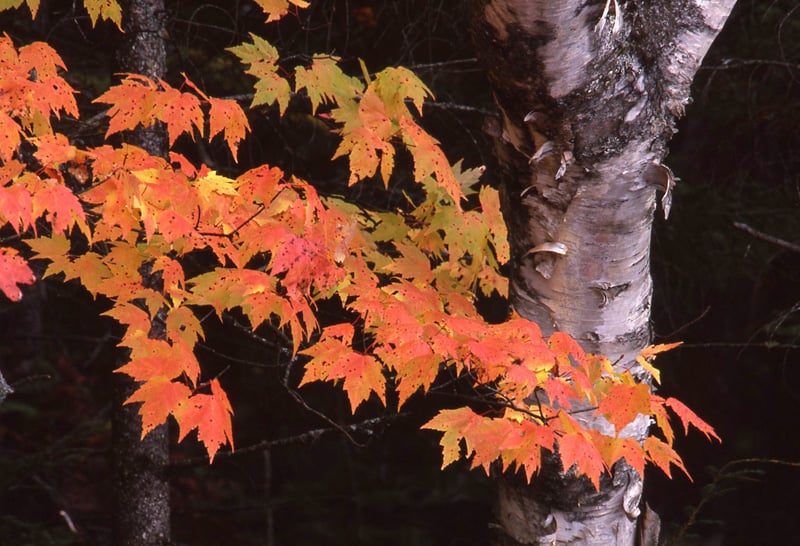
[111,1,170,545]
[470,0,736,544]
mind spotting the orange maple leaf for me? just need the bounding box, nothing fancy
[597,382,652,434]
[592,434,646,478]
[644,436,690,480]
[422,407,483,469]
[154,82,204,146]
[30,181,87,234]
[557,431,607,491]
[498,419,556,482]
[32,133,77,166]
[300,323,386,411]
[0,112,22,163]
[125,376,193,437]
[174,379,234,462]
[399,118,464,204]
[207,97,250,159]
[253,0,309,22]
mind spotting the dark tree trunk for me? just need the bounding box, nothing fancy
[111,1,170,545]
[469,0,736,544]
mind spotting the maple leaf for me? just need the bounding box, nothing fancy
[333,89,396,186]
[372,66,432,118]
[125,376,193,437]
[637,341,682,384]
[294,56,363,114]
[253,0,309,22]
[95,75,204,145]
[16,42,78,120]
[498,420,556,482]
[0,111,21,163]
[228,33,280,69]
[271,233,344,299]
[478,185,510,264]
[235,165,283,204]
[0,163,32,232]
[32,133,76,166]
[649,394,675,446]
[187,269,250,317]
[103,302,151,334]
[644,436,690,480]
[228,34,291,114]
[399,118,464,204]
[464,417,515,475]
[0,0,41,17]
[557,429,607,491]
[94,74,157,136]
[155,209,198,246]
[154,82,204,146]
[597,382,652,435]
[116,353,186,383]
[24,233,76,280]
[30,180,87,234]
[593,434,646,478]
[382,241,435,284]
[393,346,441,407]
[164,306,204,347]
[117,335,201,385]
[422,407,483,469]
[174,379,235,462]
[665,397,721,442]
[84,0,122,29]
[300,323,386,411]
[541,377,578,410]
[152,256,186,301]
[0,247,35,301]
[207,96,250,159]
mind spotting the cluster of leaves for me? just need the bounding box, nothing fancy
[0,1,717,485]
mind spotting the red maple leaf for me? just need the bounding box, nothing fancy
[0,247,35,301]
[665,397,721,442]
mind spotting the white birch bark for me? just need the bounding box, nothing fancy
[470,1,736,543]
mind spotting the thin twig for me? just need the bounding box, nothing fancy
[282,356,364,447]
[700,58,800,71]
[659,306,711,339]
[170,414,404,467]
[733,222,800,253]
[668,458,800,546]
[407,58,480,71]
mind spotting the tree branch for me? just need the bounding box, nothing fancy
[169,414,405,467]
[733,222,800,254]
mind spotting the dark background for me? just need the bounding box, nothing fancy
[1,0,798,544]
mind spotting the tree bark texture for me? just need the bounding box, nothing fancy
[111,1,170,545]
[470,1,736,544]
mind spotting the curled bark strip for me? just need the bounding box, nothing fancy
[524,241,568,257]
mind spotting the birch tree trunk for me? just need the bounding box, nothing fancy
[111,1,170,544]
[469,1,736,544]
